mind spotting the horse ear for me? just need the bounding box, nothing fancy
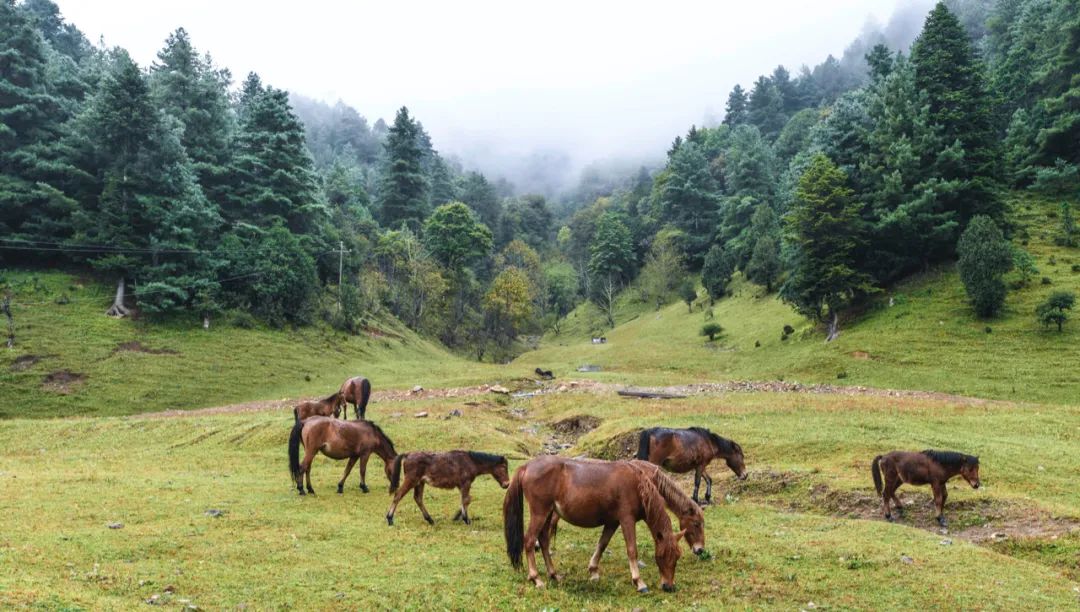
[674,529,686,543]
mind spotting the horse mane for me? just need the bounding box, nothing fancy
[321,391,340,403]
[689,426,737,455]
[367,421,396,455]
[922,450,978,468]
[467,451,507,467]
[651,467,700,518]
[635,468,672,536]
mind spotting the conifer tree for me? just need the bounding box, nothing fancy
[723,85,749,126]
[659,141,719,264]
[376,106,429,231]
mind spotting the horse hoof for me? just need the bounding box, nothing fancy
[425,516,434,525]
[298,490,306,496]
[662,584,676,593]
[885,514,893,522]
[589,571,600,581]
[462,517,471,525]
[360,485,369,494]
[386,515,394,526]
[637,586,649,594]
[337,486,343,494]
[531,578,545,589]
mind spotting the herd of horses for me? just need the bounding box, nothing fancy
[286,375,983,594]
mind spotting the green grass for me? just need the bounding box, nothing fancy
[1,392,1078,609]
[0,270,519,418]
[526,193,1080,405]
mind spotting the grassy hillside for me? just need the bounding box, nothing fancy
[525,194,1080,405]
[1,391,1077,609]
[0,270,515,419]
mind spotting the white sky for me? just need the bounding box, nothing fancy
[56,0,901,181]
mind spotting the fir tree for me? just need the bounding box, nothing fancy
[659,141,719,264]
[723,84,749,126]
[376,107,429,231]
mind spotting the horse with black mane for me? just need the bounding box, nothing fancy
[503,456,703,593]
[872,449,981,527]
[386,450,510,526]
[293,391,343,421]
[288,416,396,495]
[338,376,372,420]
[636,426,747,504]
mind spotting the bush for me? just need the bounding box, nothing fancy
[1030,159,1080,196]
[701,323,724,341]
[957,216,1013,317]
[1042,277,1053,285]
[1036,291,1075,332]
[229,310,258,329]
[1072,265,1080,273]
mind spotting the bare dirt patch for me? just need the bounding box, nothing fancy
[851,351,872,360]
[10,354,43,371]
[113,341,178,355]
[42,370,85,394]
[589,429,643,460]
[543,415,603,455]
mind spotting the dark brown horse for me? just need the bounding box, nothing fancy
[872,450,981,527]
[504,456,694,593]
[293,391,343,422]
[288,417,397,495]
[385,451,511,526]
[636,427,747,504]
[338,376,372,420]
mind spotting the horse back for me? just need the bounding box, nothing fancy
[523,457,643,527]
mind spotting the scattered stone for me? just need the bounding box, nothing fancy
[991,532,1007,540]
[411,385,423,393]
[204,509,224,518]
[107,522,124,529]
[146,594,161,605]
[448,409,463,417]
[490,385,510,394]
[576,364,601,372]
[164,585,176,594]
[900,555,914,564]
[414,411,428,418]
[806,602,817,610]
[939,538,952,546]
[557,385,568,392]
[637,560,646,568]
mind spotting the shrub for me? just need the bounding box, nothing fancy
[1036,291,1075,332]
[229,310,258,329]
[701,323,724,341]
[957,216,1013,317]
[1072,264,1080,273]
[1042,277,1053,285]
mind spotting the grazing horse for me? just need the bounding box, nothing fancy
[338,376,372,420]
[385,451,511,526]
[293,392,342,422]
[872,450,981,527]
[636,427,748,504]
[503,456,690,593]
[288,417,397,495]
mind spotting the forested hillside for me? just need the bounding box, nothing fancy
[2,0,1078,367]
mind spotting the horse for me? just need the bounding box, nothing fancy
[503,456,693,593]
[287,416,397,496]
[385,451,511,526]
[636,427,748,504]
[338,376,372,420]
[872,450,981,527]
[293,391,343,422]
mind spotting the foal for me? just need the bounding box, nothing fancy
[293,391,342,421]
[385,451,510,526]
[338,376,372,420]
[288,416,397,495]
[637,427,747,504]
[872,450,981,526]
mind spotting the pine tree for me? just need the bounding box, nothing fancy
[659,141,719,264]
[748,75,787,140]
[376,107,429,231]
[459,171,501,230]
[1035,8,1080,165]
[723,85,749,126]
[701,244,736,302]
[780,153,874,340]
[956,215,1013,317]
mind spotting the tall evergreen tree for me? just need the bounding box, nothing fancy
[723,84,749,126]
[376,106,429,231]
[1035,7,1080,165]
[748,75,787,140]
[956,215,1013,317]
[459,171,501,230]
[659,141,719,264]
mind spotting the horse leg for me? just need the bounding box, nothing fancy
[704,469,714,503]
[620,519,649,593]
[524,508,551,588]
[588,524,618,581]
[357,401,365,421]
[457,482,473,524]
[692,467,703,505]
[413,482,434,525]
[337,456,358,494]
[933,482,948,527]
[386,474,416,526]
[358,453,370,493]
[299,446,317,495]
[881,467,899,520]
[537,512,561,583]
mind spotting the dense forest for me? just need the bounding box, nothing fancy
[2,0,1078,360]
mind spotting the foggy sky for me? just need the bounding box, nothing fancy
[55,0,903,188]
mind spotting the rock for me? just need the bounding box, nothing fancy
[806,603,817,610]
[107,522,124,529]
[414,411,428,418]
[637,560,646,568]
[164,585,176,594]
[557,385,568,392]
[204,509,224,518]
[939,538,952,546]
[411,385,423,394]
[448,409,463,417]
[390,412,403,418]
[490,385,510,394]
[146,594,161,605]
[576,365,601,372]
[991,532,1007,540]
[900,555,914,564]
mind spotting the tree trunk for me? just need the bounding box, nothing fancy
[105,278,131,317]
[203,315,211,330]
[825,310,840,342]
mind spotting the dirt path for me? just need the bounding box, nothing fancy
[139,378,1012,419]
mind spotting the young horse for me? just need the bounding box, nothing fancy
[385,451,510,526]
[636,427,748,504]
[504,456,687,593]
[872,449,981,527]
[293,391,343,421]
[287,416,397,495]
[338,376,372,420]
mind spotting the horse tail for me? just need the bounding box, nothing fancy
[635,428,652,460]
[293,406,299,423]
[288,418,304,483]
[871,455,883,496]
[504,466,526,569]
[389,453,407,493]
[359,378,372,417]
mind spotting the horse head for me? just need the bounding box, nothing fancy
[655,528,685,592]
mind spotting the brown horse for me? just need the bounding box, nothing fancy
[504,456,692,593]
[636,427,748,504]
[872,450,981,527]
[338,376,372,420]
[288,416,397,495]
[385,451,511,526]
[293,391,343,422]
